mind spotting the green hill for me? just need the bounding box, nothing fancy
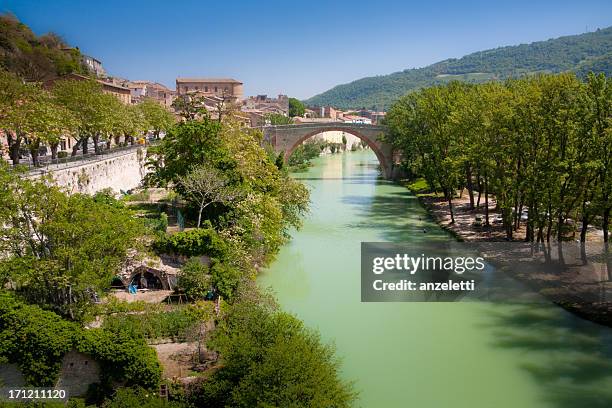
[0,13,88,81]
[305,27,612,110]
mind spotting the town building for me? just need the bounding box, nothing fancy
[61,47,107,78]
[99,78,132,105]
[355,109,386,124]
[126,80,176,108]
[44,73,132,105]
[175,78,244,102]
[308,106,342,120]
[240,109,266,127]
[82,54,106,77]
[243,94,289,116]
[341,115,372,125]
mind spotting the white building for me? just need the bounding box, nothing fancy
[341,115,372,125]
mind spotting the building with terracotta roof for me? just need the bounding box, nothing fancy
[126,80,176,108]
[243,94,288,116]
[175,77,243,101]
[43,73,131,105]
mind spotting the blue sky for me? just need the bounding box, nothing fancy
[2,0,611,99]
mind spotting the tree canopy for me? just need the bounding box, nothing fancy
[191,289,356,407]
[288,97,306,117]
[385,73,611,242]
[0,164,146,320]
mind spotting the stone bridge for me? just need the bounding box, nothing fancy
[261,123,395,179]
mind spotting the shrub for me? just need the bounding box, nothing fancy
[210,260,241,301]
[0,292,76,386]
[57,151,68,159]
[102,387,187,408]
[102,307,201,342]
[145,212,168,233]
[178,258,211,300]
[191,292,356,407]
[153,225,228,258]
[79,327,162,389]
[123,189,150,202]
[0,293,161,390]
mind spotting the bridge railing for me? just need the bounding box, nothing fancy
[257,122,385,130]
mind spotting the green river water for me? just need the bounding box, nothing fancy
[258,150,612,408]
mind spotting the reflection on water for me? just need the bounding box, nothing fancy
[259,150,612,408]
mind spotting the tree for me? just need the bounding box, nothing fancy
[171,94,209,121]
[138,98,175,138]
[88,92,126,153]
[148,114,309,289]
[213,88,238,122]
[0,69,43,164]
[0,71,78,166]
[179,164,239,228]
[118,103,147,146]
[27,89,78,164]
[264,112,293,125]
[145,118,228,187]
[288,97,305,117]
[191,290,356,407]
[0,163,145,320]
[385,73,611,242]
[0,13,88,81]
[178,258,210,300]
[51,78,110,156]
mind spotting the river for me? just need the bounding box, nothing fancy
[258,150,612,408]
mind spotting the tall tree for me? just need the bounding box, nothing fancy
[51,78,109,156]
[288,97,305,117]
[0,69,42,165]
[138,98,175,138]
[179,164,239,228]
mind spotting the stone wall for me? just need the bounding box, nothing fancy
[55,351,101,397]
[0,364,25,387]
[0,351,100,397]
[28,146,148,195]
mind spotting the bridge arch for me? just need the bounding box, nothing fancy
[284,127,390,176]
[262,123,394,179]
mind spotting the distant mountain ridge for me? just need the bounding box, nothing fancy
[305,27,612,110]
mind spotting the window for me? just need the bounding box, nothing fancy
[195,86,199,90]
[205,86,208,92]
[214,87,218,92]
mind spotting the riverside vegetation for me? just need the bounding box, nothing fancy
[0,67,356,405]
[384,72,611,243]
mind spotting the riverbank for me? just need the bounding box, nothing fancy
[406,181,612,327]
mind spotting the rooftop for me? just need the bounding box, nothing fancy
[176,77,242,84]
